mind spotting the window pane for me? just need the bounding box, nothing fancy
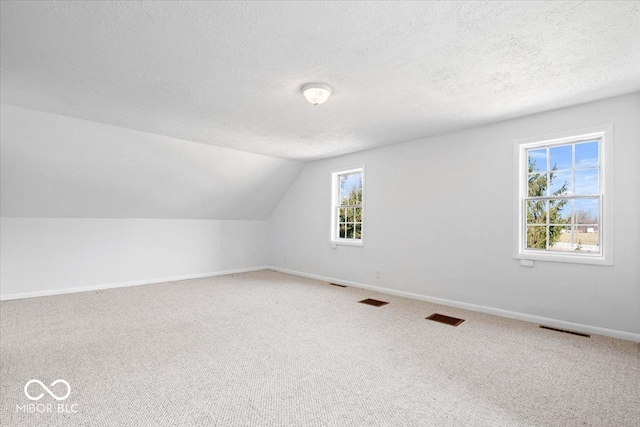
[334,168,364,242]
[549,225,572,252]
[340,190,350,206]
[528,148,547,172]
[549,198,571,224]
[574,198,599,224]
[521,138,603,257]
[549,170,572,196]
[340,173,361,191]
[575,141,598,169]
[345,223,354,239]
[355,207,362,222]
[528,173,548,197]
[573,225,599,253]
[338,207,347,223]
[526,226,547,249]
[549,145,572,170]
[340,172,363,207]
[575,169,598,195]
[526,200,547,224]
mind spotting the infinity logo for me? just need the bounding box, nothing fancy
[24,379,71,401]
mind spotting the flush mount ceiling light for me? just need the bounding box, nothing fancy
[301,83,332,105]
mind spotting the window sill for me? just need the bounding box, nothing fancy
[514,252,612,266]
[330,240,364,247]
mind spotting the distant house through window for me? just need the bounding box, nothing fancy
[514,125,613,265]
[331,167,364,245]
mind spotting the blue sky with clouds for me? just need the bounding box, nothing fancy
[527,141,600,221]
[528,141,599,197]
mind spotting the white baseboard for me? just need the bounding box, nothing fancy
[0,266,269,301]
[268,266,640,343]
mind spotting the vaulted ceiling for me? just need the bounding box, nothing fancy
[1,105,303,219]
[2,1,639,161]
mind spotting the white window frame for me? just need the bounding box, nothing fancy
[330,166,365,246]
[513,124,613,266]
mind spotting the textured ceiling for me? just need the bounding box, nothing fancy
[1,1,639,161]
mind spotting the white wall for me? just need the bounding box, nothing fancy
[0,106,295,299]
[268,93,640,337]
[0,218,267,299]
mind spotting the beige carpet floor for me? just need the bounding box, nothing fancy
[1,270,638,426]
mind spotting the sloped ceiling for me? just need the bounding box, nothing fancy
[1,1,639,161]
[0,105,303,219]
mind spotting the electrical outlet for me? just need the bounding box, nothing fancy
[284,256,287,262]
[375,271,381,279]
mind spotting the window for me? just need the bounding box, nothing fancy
[331,167,364,245]
[514,125,613,265]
